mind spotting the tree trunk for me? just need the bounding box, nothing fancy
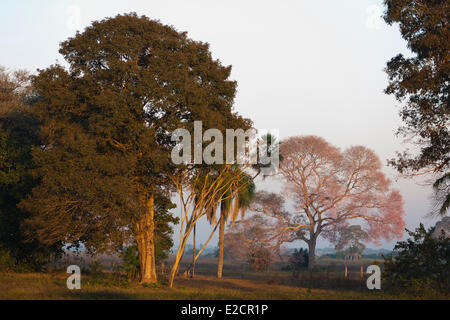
[169,234,189,288]
[217,210,225,279]
[192,224,196,278]
[136,194,157,284]
[307,239,316,271]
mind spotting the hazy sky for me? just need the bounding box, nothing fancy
[0,0,439,249]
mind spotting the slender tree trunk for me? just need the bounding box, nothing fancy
[217,210,225,279]
[169,220,220,287]
[307,238,316,271]
[137,194,157,284]
[192,224,196,278]
[169,234,190,288]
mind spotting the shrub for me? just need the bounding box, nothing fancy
[87,259,104,282]
[0,247,16,271]
[119,246,140,281]
[288,248,309,270]
[383,224,449,294]
[247,246,272,272]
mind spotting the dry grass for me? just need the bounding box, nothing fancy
[1,271,444,300]
[1,256,447,300]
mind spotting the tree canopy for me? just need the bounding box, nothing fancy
[19,13,249,282]
[252,135,406,269]
[384,0,449,174]
[384,1,449,215]
[0,67,61,270]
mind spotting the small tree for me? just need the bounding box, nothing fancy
[119,246,140,280]
[432,217,450,238]
[248,246,272,272]
[328,225,368,256]
[223,215,285,271]
[287,248,309,276]
[383,224,450,294]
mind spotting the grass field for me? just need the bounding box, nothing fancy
[1,257,448,300]
[0,272,415,300]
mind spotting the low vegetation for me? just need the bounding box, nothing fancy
[1,256,448,300]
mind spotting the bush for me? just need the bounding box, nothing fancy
[287,248,309,271]
[383,224,450,294]
[86,259,104,282]
[247,246,272,272]
[0,247,16,271]
[0,245,58,272]
[119,246,140,281]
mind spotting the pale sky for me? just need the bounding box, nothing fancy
[0,0,438,249]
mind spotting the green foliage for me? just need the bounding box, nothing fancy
[0,67,62,271]
[83,262,131,288]
[432,172,450,216]
[253,133,283,177]
[0,247,16,271]
[287,248,309,271]
[384,1,449,183]
[19,13,247,257]
[154,195,178,262]
[119,196,177,281]
[88,259,104,281]
[384,0,449,215]
[196,167,256,226]
[383,224,450,294]
[119,246,140,280]
[85,259,133,287]
[142,281,166,289]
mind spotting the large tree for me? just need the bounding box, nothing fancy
[20,13,247,283]
[0,67,61,270]
[383,0,449,214]
[252,136,406,269]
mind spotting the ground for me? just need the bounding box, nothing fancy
[0,272,409,300]
[1,257,447,300]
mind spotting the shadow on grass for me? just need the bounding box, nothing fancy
[63,290,139,300]
[175,277,258,293]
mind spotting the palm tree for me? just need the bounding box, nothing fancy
[433,172,450,215]
[213,170,255,279]
[189,133,280,278]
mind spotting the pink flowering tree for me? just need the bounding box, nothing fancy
[251,135,406,269]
